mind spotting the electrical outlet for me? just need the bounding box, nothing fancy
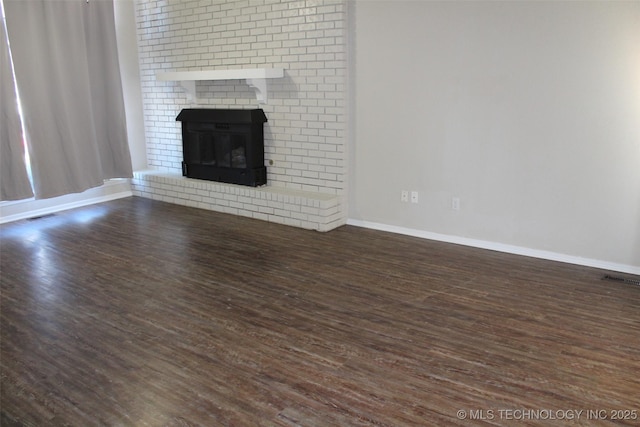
[411,191,419,204]
[452,197,460,211]
[401,190,409,202]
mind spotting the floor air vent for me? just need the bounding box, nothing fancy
[602,274,640,286]
[27,214,56,221]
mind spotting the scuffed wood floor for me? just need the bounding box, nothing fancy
[1,197,639,426]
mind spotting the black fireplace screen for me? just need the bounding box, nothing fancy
[177,109,267,187]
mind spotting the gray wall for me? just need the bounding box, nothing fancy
[350,1,640,271]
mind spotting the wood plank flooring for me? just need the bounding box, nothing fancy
[1,197,639,426]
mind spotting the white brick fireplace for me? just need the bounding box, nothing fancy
[131,0,348,231]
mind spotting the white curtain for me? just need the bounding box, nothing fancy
[1,15,33,201]
[3,0,132,200]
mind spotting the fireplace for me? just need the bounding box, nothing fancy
[176,109,267,187]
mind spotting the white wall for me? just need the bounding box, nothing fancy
[350,1,640,272]
[114,0,147,170]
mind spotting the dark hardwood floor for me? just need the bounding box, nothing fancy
[1,197,639,426]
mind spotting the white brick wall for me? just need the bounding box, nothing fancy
[134,0,347,229]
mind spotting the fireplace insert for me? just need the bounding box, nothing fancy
[176,108,267,187]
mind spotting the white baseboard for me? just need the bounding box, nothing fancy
[347,219,640,276]
[0,181,133,224]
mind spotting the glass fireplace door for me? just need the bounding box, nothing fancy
[185,130,247,170]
